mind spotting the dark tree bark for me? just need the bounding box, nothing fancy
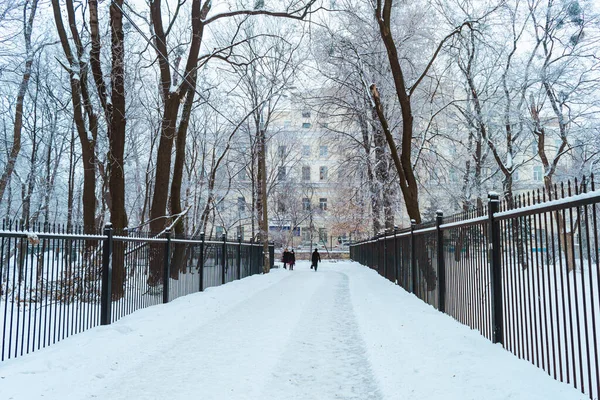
[370,84,419,223]
[51,0,97,234]
[148,0,208,285]
[106,0,128,297]
[371,0,421,223]
[170,79,196,278]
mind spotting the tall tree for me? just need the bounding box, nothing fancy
[0,0,39,205]
[51,0,98,234]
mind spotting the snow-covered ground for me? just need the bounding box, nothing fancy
[0,261,586,399]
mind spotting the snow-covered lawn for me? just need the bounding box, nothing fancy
[0,261,586,399]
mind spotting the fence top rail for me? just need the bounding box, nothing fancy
[439,216,488,231]
[413,226,436,235]
[114,235,167,243]
[0,229,272,247]
[0,230,107,241]
[494,189,600,221]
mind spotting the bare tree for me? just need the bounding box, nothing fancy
[0,0,39,205]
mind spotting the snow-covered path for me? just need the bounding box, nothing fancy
[0,261,587,399]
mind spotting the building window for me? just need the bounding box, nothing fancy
[284,120,292,128]
[319,228,327,242]
[319,145,328,157]
[319,166,328,180]
[533,166,543,181]
[302,166,311,181]
[278,145,286,158]
[302,111,311,118]
[513,169,520,181]
[302,145,310,157]
[237,196,246,212]
[320,122,329,129]
[302,197,311,211]
[301,227,311,242]
[302,122,312,129]
[319,197,327,211]
[216,226,224,238]
[278,166,286,181]
[236,226,244,239]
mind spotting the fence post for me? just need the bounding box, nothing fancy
[163,228,171,304]
[237,235,242,279]
[488,192,503,344]
[100,223,113,325]
[269,241,275,270]
[410,219,416,294]
[394,226,399,285]
[382,231,387,278]
[222,233,227,285]
[198,232,205,292]
[436,211,446,313]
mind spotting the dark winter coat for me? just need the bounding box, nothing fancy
[282,251,290,264]
[290,251,296,264]
[311,250,321,264]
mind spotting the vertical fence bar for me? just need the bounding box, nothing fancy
[100,224,113,326]
[394,227,399,285]
[163,229,171,304]
[488,192,503,345]
[436,211,446,313]
[383,232,387,279]
[410,220,416,294]
[237,235,242,280]
[221,233,227,286]
[198,233,205,292]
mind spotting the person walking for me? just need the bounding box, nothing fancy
[289,249,296,271]
[311,248,321,271]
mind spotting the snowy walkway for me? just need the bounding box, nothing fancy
[0,261,587,400]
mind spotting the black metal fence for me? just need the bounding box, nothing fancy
[0,222,273,361]
[350,176,600,399]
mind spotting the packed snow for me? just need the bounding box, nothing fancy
[0,261,586,399]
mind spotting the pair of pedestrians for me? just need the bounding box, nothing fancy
[282,248,296,270]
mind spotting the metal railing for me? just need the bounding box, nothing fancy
[350,176,600,399]
[0,222,272,361]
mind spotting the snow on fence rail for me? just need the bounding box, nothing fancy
[0,222,273,362]
[350,175,600,400]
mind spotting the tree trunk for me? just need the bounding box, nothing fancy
[257,128,270,273]
[0,0,38,203]
[51,0,97,234]
[170,78,196,278]
[148,97,179,285]
[66,124,75,230]
[108,0,127,298]
[370,84,421,223]
[373,1,421,223]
